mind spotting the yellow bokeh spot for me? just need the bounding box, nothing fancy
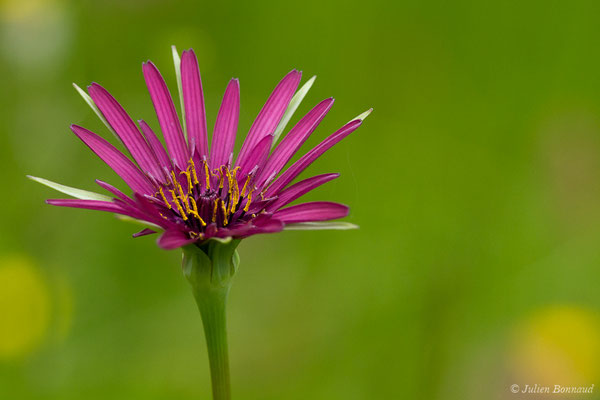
[510,305,600,384]
[0,255,50,360]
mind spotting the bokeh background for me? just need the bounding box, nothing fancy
[2,0,600,399]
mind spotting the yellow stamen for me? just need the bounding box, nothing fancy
[240,176,251,197]
[189,158,199,185]
[180,169,192,194]
[158,187,171,209]
[229,175,240,213]
[212,199,219,223]
[203,160,210,190]
[188,197,206,226]
[221,198,229,225]
[244,189,254,212]
[169,189,188,221]
[218,168,224,190]
[177,183,188,206]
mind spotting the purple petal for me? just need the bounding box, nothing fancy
[157,229,196,250]
[46,198,130,214]
[181,49,208,158]
[87,83,164,180]
[237,134,273,179]
[209,79,240,168]
[133,228,156,238]
[273,201,349,223]
[95,180,136,206]
[212,215,284,239]
[236,70,301,168]
[265,173,339,212]
[131,193,182,231]
[242,216,284,237]
[256,98,334,187]
[71,125,155,195]
[138,120,173,172]
[265,119,362,197]
[143,61,189,169]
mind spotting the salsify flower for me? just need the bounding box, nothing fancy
[29,47,370,400]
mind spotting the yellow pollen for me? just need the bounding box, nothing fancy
[221,199,229,225]
[177,183,188,206]
[180,169,193,194]
[203,160,210,190]
[189,158,199,185]
[189,231,204,240]
[244,189,254,212]
[169,190,188,221]
[229,177,240,213]
[188,197,206,226]
[212,199,219,223]
[240,176,251,197]
[218,168,224,190]
[158,187,171,209]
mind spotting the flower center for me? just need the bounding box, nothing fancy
[154,159,256,233]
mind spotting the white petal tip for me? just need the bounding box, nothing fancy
[354,108,373,122]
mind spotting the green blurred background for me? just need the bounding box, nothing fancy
[2,0,600,399]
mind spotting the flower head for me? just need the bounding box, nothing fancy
[30,47,370,249]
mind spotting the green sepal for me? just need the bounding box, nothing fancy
[182,239,241,291]
[272,75,316,147]
[284,221,359,230]
[171,45,187,140]
[27,175,112,201]
[73,83,123,145]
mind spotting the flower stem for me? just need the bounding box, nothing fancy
[182,239,240,400]
[194,284,231,400]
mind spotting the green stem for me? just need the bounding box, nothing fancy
[182,239,240,400]
[193,285,231,400]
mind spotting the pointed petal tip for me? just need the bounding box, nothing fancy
[355,108,373,121]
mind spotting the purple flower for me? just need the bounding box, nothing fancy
[30,48,370,250]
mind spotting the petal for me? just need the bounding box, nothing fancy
[143,61,189,169]
[73,83,121,144]
[265,119,362,197]
[138,120,173,172]
[210,78,240,168]
[95,179,136,206]
[265,173,339,212]
[157,229,196,250]
[132,228,156,238]
[255,98,334,187]
[237,134,273,179]
[46,198,130,214]
[71,125,155,195]
[131,193,182,231]
[236,70,301,168]
[27,175,112,201]
[87,83,163,180]
[273,201,349,223]
[181,49,208,158]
